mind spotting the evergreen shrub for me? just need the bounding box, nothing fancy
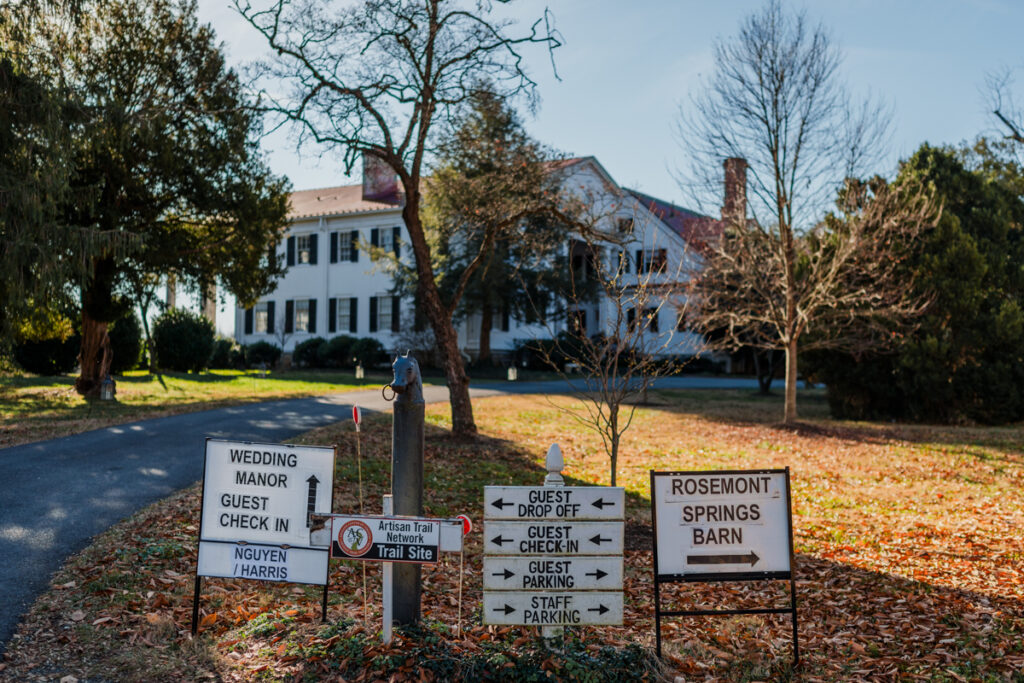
[292,337,326,368]
[318,335,357,368]
[243,341,282,368]
[152,308,215,373]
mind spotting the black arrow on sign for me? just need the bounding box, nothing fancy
[491,535,513,547]
[585,568,608,580]
[305,475,319,527]
[491,498,514,510]
[687,551,760,567]
[589,534,611,546]
[491,568,515,580]
[493,604,515,615]
[587,605,610,615]
[591,498,615,510]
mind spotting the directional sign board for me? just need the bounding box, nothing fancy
[484,591,623,626]
[483,479,625,628]
[485,486,624,520]
[197,439,334,585]
[651,469,793,579]
[330,515,441,564]
[483,556,623,591]
[484,521,623,556]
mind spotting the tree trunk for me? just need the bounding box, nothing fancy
[609,405,619,486]
[753,349,773,395]
[400,185,477,437]
[478,302,493,364]
[76,312,112,398]
[783,338,798,423]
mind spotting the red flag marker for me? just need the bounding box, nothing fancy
[456,514,473,536]
[353,405,362,431]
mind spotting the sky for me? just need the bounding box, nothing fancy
[194,0,1024,333]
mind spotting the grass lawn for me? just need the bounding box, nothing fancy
[1,389,1021,681]
[0,369,401,448]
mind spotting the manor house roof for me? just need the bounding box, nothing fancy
[288,184,402,219]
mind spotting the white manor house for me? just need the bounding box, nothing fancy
[233,155,743,364]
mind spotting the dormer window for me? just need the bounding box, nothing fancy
[617,217,634,233]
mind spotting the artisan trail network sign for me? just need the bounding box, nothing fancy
[330,515,441,564]
[197,439,335,585]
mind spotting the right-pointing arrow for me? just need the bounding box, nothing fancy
[493,604,515,615]
[587,605,609,615]
[585,568,608,580]
[687,551,760,567]
[491,568,515,580]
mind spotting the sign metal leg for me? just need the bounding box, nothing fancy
[190,575,202,636]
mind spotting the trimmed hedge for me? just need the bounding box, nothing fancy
[318,335,357,368]
[293,337,327,368]
[243,341,282,368]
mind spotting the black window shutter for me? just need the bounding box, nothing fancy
[350,231,359,262]
[635,250,643,273]
[371,228,379,248]
[328,298,337,332]
[649,309,659,333]
[391,296,399,333]
[285,300,294,333]
[244,308,253,335]
[309,234,318,265]
[369,296,378,332]
[330,232,338,263]
[349,298,358,333]
[627,307,636,329]
[308,299,317,333]
[267,301,276,334]
[393,227,400,257]
[287,236,296,266]
[501,302,510,332]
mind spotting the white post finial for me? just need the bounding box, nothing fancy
[544,443,564,486]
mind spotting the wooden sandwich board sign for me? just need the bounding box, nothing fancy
[483,444,625,630]
[192,439,336,634]
[650,468,798,664]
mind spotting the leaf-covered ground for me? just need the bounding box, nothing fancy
[1,389,1022,681]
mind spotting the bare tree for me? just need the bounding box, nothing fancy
[988,68,1024,145]
[677,0,908,423]
[528,224,697,487]
[235,0,562,437]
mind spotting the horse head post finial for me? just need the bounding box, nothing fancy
[389,354,423,405]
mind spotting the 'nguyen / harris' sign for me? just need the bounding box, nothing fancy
[197,439,335,585]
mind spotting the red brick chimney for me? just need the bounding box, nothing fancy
[721,157,747,226]
[362,153,399,202]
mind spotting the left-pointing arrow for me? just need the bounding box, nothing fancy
[491,498,514,509]
[589,534,611,546]
[491,535,512,546]
[591,498,614,509]
[306,475,319,527]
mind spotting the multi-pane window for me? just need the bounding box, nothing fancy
[627,306,660,333]
[377,295,392,332]
[617,249,631,274]
[338,231,354,261]
[338,298,351,332]
[295,299,311,332]
[378,227,393,252]
[638,249,668,274]
[617,217,634,233]
[254,302,269,333]
[297,234,312,264]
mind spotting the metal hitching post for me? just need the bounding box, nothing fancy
[388,354,425,625]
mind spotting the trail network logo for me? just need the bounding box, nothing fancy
[338,520,373,557]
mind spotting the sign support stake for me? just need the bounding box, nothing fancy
[382,494,394,645]
[354,408,368,624]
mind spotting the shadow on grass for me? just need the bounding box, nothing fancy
[641,388,1024,460]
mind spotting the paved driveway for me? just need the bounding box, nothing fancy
[0,375,758,651]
